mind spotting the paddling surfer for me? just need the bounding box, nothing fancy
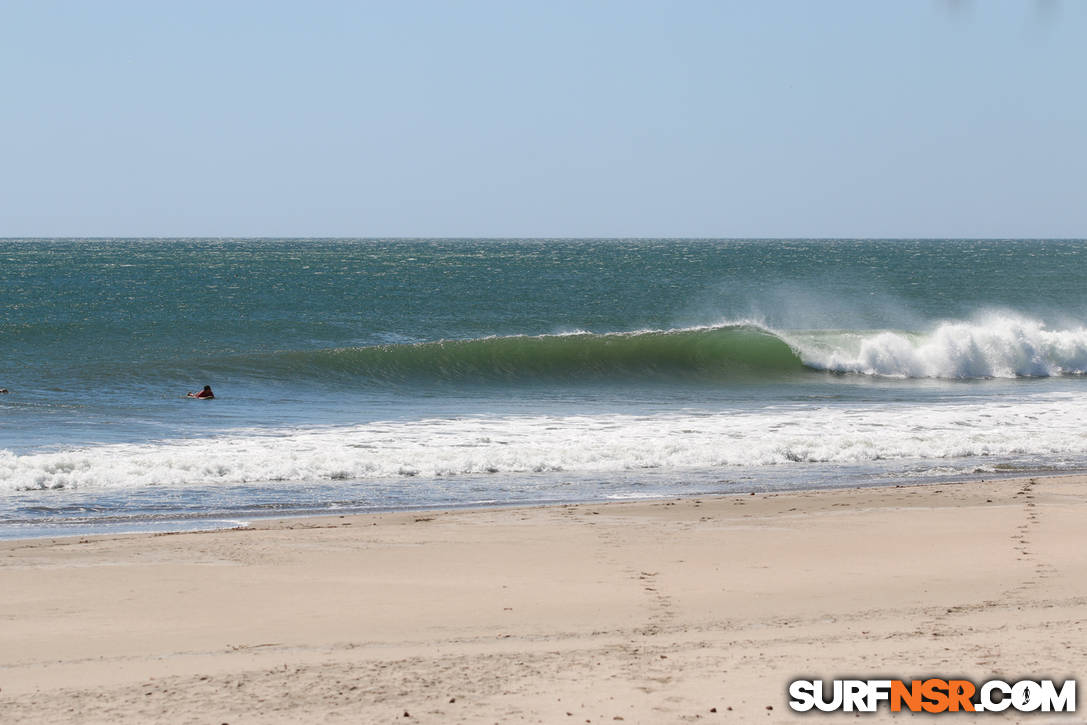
[187,385,215,399]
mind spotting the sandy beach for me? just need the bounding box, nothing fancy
[1,475,1085,723]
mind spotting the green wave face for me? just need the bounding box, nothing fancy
[228,326,807,384]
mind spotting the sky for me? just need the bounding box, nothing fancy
[1,0,1084,238]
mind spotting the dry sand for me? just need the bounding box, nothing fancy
[1,475,1085,723]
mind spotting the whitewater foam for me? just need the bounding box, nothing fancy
[5,392,1087,491]
[786,314,1087,379]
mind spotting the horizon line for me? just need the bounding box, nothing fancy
[3,236,1086,242]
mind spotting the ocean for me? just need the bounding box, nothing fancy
[3,238,1087,539]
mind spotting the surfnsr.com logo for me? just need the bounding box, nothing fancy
[788,679,1076,713]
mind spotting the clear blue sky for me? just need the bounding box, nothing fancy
[1,1,1083,238]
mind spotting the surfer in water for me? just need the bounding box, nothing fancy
[187,385,215,399]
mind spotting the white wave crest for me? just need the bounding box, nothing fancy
[790,315,1087,378]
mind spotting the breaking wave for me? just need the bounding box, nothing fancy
[204,314,1087,383]
[793,314,1087,378]
[210,325,805,382]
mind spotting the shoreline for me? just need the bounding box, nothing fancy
[2,474,1085,723]
[4,467,1081,544]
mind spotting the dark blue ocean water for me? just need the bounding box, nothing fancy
[3,239,1087,537]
